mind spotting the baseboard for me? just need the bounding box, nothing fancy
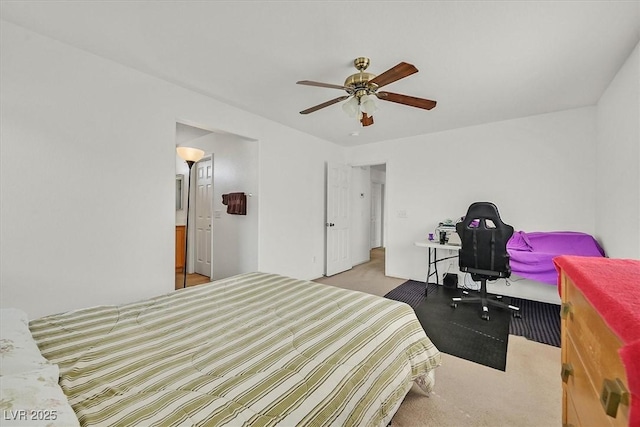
[485,275,560,305]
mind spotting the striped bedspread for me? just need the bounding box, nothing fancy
[30,272,441,426]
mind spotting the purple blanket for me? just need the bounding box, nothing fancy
[507,231,605,285]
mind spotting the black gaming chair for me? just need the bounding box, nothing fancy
[451,202,520,320]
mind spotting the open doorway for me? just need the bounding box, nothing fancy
[174,121,259,289]
[369,164,386,249]
[317,162,397,294]
[349,163,387,274]
[369,164,386,274]
[175,123,213,289]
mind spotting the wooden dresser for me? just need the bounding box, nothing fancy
[557,257,637,427]
[175,225,186,272]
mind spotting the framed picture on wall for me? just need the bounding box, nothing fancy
[176,174,184,210]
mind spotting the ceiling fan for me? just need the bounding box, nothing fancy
[297,57,437,127]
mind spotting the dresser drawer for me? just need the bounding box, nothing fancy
[566,391,580,427]
[562,275,630,426]
[558,258,639,427]
[565,333,614,427]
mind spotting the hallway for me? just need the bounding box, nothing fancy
[175,272,210,289]
[313,247,405,297]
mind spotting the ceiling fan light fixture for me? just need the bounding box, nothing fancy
[342,96,360,118]
[297,57,436,127]
[360,94,377,115]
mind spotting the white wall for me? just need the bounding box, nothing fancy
[175,123,212,147]
[596,42,640,259]
[346,107,598,283]
[0,21,343,319]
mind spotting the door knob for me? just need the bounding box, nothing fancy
[326,223,335,227]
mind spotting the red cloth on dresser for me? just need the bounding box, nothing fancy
[554,255,640,427]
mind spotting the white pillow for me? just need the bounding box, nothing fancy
[0,364,80,426]
[0,308,29,325]
[0,308,51,375]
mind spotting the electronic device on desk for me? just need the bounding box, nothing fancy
[435,221,459,245]
[447,232,461,246]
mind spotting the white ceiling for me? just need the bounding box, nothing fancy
[1,1,638,147]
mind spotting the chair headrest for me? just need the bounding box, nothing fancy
[457,201,514,236]
[464,202,501,222]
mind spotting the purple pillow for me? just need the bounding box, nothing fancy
[508,231,534,252]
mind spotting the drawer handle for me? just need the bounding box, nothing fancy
[600,378,629,418]
[560,302,572,319]
[561,363,573,383]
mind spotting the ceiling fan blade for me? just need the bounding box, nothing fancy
[297,80,350,91]
[369,62,418,88]
[300,96,350,114]
[376,91,437,110]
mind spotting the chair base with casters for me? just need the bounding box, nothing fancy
[451,275,520,321]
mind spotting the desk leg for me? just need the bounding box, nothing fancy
[424,247,459,296]
[433,248,439,285]
[425,248,431,292]
[425,247,439,295]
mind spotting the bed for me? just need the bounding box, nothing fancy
[507,231,605,285]
[1,272,441,426]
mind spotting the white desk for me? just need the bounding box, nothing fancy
[414,239,461,293]
[414,239,561,304]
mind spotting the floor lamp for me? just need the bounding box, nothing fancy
[177,146,205,288]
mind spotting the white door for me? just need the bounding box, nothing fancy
[370,182,382,248]
[195,157,213,277]
[326,163,351,276]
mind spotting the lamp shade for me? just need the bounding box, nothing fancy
[360,95,377,115]
[341,96,360,118]
[176,147,205,162]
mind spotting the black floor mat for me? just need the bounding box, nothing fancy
[410,285,511,371]
[384,280,561,347]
